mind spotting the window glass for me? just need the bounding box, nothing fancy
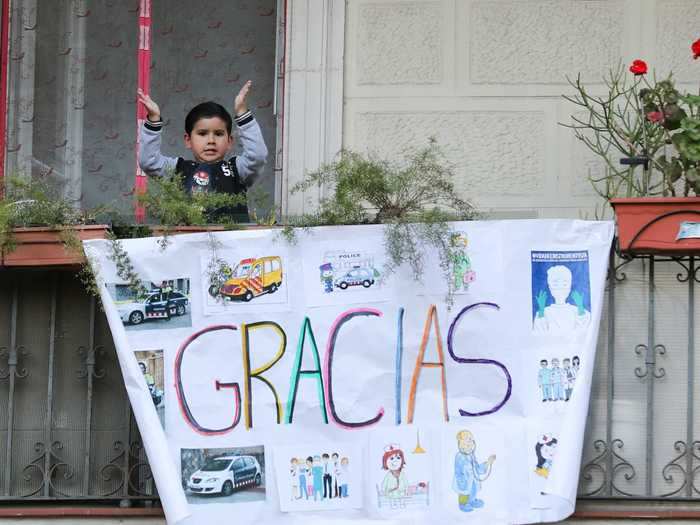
[6,0,277,220]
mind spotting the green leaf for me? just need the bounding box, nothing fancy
[686,167,700,182]
[681,94,700,107]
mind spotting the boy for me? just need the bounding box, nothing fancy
[137,81,268,220]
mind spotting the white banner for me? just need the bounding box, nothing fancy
[85,219,613,524]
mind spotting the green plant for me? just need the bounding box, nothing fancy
[137,174,247,226]
[203,232,233,302]
[137,173,249,249]
[563,39,700,199]
[283,139,476,306]
[0,175,103,252]
[107,231,148,299]
[247,184,278,226]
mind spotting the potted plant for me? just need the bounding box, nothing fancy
[563,38,700,254]
[0,176,109,267]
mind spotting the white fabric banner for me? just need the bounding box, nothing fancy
[84,219,613,525]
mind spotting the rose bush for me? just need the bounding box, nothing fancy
[563,38,700,198]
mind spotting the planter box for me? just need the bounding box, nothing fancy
[149,225,228,236]
[2,225,110,267]
[611,197,700,255]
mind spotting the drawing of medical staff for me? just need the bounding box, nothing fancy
[332,452,340,497]
[311,455,324,501]
[563,358,575,401]
[320,262,334,293]
[572,355,581,383]
[534,435,558,478]
[297,457,308,499]
[533,265,591,334]
[537,359,551,402]
[290,458,299,500]
[381,444,408,501]
[450,234,473,291]
[452,430,495,512]
[339,457,349,497]
[550,358,563,401]
[305,457,314,499]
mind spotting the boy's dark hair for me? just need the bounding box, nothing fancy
[185,101,233,135]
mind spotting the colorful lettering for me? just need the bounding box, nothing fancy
[324,308,385,428]
[174,325,240,435]
[407,305,450,423]
[285,317,328,424]
[241,321,287,429]
[447,302,512,416]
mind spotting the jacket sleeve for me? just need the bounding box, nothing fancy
[139,120,179,177]
[233,111,268,187]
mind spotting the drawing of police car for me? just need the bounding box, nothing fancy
[334,266,376,289]
[187,455,262,496]
[117,291,189,325]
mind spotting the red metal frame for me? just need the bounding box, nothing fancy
[0,0,11,188]
[134,0,152,222]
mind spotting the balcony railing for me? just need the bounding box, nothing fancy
[0,269,156,503]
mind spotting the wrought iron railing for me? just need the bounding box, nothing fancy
[579,249,700,500]
[0,269,156,503]
[2,254,699,504]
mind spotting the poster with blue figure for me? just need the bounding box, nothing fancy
[531,251,591,335]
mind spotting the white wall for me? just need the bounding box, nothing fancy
[341,0,700,219]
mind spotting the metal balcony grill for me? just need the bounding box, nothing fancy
[3,252,700,504]
[0,269,156,502]
[579,251,700,500]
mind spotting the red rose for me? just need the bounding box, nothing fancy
[692,38,700,59]
[646,111,664,124]
[629,59,648,75]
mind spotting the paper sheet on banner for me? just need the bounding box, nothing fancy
[84,219,613,525]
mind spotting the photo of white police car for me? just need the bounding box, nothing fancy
[187,455,262,497]
[117,290,189,325]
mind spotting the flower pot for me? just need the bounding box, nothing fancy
[149,225,228,236]
[610,197,700,255]
[2,225,110,267]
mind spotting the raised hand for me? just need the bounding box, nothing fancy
[535,289,548,318]
[137,88,161,122]
[234,80,252,116]
[570,290,585,315]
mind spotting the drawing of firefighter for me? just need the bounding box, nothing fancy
[451,233,475,291]
[320,263,334,293]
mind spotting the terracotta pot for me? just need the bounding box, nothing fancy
[610,197,700,255]
[2,225,110,267]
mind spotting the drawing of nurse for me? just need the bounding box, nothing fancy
[381,444,408,502]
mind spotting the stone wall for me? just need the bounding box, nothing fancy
[340,0,700,218]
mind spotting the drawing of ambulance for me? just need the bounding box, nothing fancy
[212,256,283,302]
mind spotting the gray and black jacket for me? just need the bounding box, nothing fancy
[138,111,268,219]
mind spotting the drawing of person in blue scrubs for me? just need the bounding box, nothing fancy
[452,430,495,512]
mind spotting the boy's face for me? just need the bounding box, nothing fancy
[184,116,233,163]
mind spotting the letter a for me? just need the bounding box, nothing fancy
[285,317,328,424]
[406,305,449,423]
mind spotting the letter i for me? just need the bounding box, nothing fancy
[395,307,404,425]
